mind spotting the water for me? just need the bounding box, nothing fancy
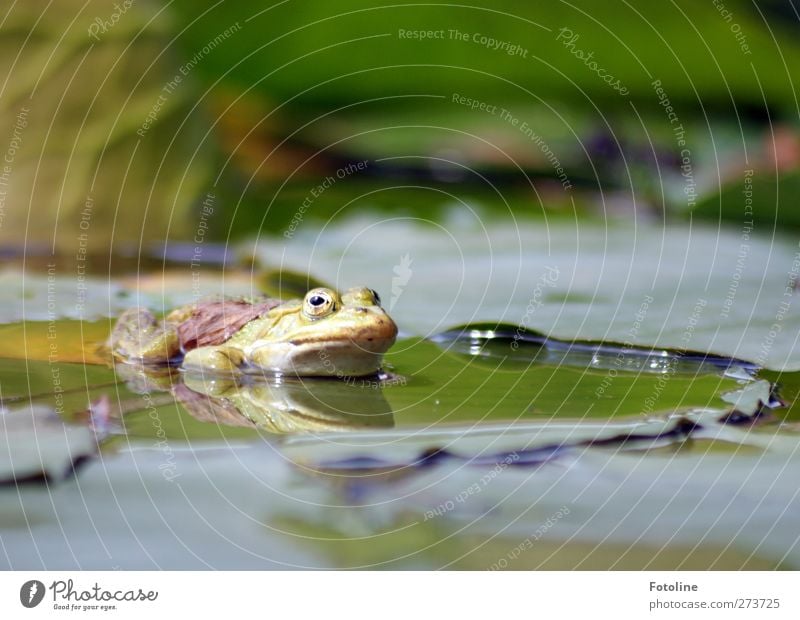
[2,218,800,569]
[1,317,798,569]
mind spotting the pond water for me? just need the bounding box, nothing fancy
[2,217,799,569]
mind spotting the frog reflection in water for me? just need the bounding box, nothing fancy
[110,287,398,377]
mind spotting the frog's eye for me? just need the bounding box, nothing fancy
[303,289,337,319]
[369,289,382,306]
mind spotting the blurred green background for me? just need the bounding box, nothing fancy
[1,0,798,254]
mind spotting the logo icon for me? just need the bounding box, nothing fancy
[20,580,45,608]
[390,253,413,310]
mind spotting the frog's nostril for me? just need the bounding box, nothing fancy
[355,307,368,313]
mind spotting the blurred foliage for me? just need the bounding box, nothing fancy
[170,0,800,112]
[165,0,800,234]
[694,171,800,231]
[2,0,800,247]
[0,0,214,251]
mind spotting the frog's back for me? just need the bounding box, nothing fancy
[176,298,282,351]
[109,297,282,363]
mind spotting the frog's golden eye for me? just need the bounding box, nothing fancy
[303,288,337,319]
[369,289,381,306]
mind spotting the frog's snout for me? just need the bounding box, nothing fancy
[341,306,398,352]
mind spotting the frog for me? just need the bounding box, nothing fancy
[110,287,398,377]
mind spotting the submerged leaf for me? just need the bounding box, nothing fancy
[0,320,110,365]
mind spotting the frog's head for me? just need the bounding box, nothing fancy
[243,287,398,376]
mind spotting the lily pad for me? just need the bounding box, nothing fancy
[0,405,97,485]
[251,217,800,371]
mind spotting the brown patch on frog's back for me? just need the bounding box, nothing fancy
[177,299,281,351]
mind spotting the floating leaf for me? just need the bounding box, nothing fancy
[252,218,800,371]
[0,404,97,485]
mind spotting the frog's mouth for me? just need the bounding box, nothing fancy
[244,316,398,377]
[244,339,393,377]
